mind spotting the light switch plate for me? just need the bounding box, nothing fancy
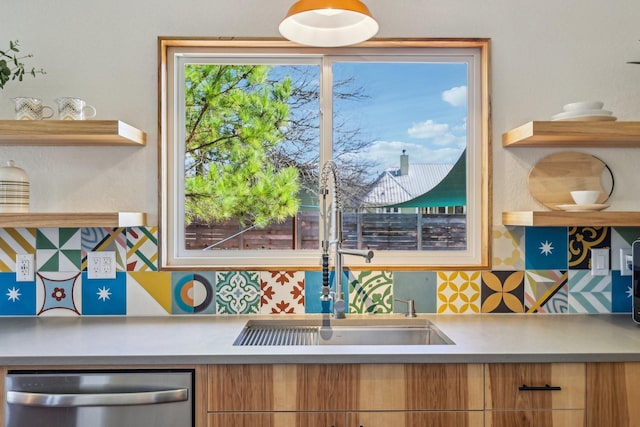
[620,248,632,276]
[591,248,610,276]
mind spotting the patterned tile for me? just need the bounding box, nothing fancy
[0,272,36,315]
[611,227,634,273]
[36,272,81,316]
[126,226,158,271]
[216,271,260,314]
[612,270,632,313]
[436,271,481,314]
[36,228,82,272]
[127,272,172,316]
[349,270,392,314]
[524,270,568,313]
[392,271,437,313]
[525,227,568,270]
[81,227,127,271]
[481,271,524,313]
[0,228,36,272]
[172,272,215,314]
[492,225,525,270]
[568,270,611,313]
[568,226,610,270]
[260,271,305,314]
[611,226,640,246]
[81,272,126,315]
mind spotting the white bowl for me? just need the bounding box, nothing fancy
[563,101,604,112]
[570,190,601,205]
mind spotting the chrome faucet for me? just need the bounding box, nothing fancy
[319,160,374,318]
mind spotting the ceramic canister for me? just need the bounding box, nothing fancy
[0,161,29,212]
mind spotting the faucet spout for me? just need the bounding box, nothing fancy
[338,248,374,263]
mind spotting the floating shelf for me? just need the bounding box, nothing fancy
[502,121,640,147]
[502,211,640,226]
[0,120,146,146]
[0,212,147,228]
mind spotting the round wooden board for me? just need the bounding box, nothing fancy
[528,152,613,210]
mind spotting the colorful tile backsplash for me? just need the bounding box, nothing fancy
[0,225,636,317]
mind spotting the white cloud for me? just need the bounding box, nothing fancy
[406,119,465,147]
[355,140,464,178]
[407,120,449,139]
[442,85,467,107]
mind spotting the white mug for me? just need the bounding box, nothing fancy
[12,97,54,120]
[55,97,97,120]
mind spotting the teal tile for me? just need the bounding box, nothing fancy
[392,271,437,313]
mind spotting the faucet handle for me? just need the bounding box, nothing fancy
[394,298,416,317]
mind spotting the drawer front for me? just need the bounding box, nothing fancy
[208,364,484,412]
[486,410,585,427]
[208,412,345,427]
[485,363,585,410]
[351,411,484,427]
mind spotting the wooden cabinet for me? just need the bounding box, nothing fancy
[0,367,5,427]
[586,362,640,427]
[206,364,484,427]
[485,363,586,427]
[501,120,640,226]
[349,411,484,426]
[208,412,344,427]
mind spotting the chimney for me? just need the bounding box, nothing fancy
[400,150,409,175]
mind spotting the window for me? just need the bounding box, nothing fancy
[160,39,491,269]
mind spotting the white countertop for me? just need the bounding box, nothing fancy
[1,314,639,366]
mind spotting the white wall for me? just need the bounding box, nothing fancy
[2,0,640,225]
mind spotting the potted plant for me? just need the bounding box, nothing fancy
[0,40,45,90]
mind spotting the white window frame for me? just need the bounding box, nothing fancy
[159,38,491,270]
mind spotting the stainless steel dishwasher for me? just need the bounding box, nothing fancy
[4,370,193,427]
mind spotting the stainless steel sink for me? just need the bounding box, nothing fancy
[233,318,454,346]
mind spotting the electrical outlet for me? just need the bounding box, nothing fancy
[620,248,632,276]
[16,253,34,282]
[87,251,116,279]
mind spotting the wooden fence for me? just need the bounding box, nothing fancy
[186,212,466,251]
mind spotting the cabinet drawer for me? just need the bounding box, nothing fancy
[485,363,585,410]
[208,364,484,412]
[351,411,484,427]
[485,410,585,427]
[208,412,345,427]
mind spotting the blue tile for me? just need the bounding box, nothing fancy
[612,270,632,313]
[392,271,437,313]
[525,227,568,270]
[0,272,36,316]
[81,272,126,315]
[304,270,347,314]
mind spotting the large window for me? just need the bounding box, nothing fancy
[160,39,491,269]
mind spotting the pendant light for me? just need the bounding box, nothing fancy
[279,0,379,47]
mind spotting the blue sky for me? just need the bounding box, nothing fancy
[333,62,468,178]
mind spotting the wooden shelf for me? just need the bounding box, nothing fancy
[502,121,640,147]
[502,211,640,226]
[0,212,147,227]
[0,120,146,146]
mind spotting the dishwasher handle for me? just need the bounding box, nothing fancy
[6,388,189,408]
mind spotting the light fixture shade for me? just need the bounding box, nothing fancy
[279,0,379,47]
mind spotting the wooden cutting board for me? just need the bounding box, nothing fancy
[528,152,613,210]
